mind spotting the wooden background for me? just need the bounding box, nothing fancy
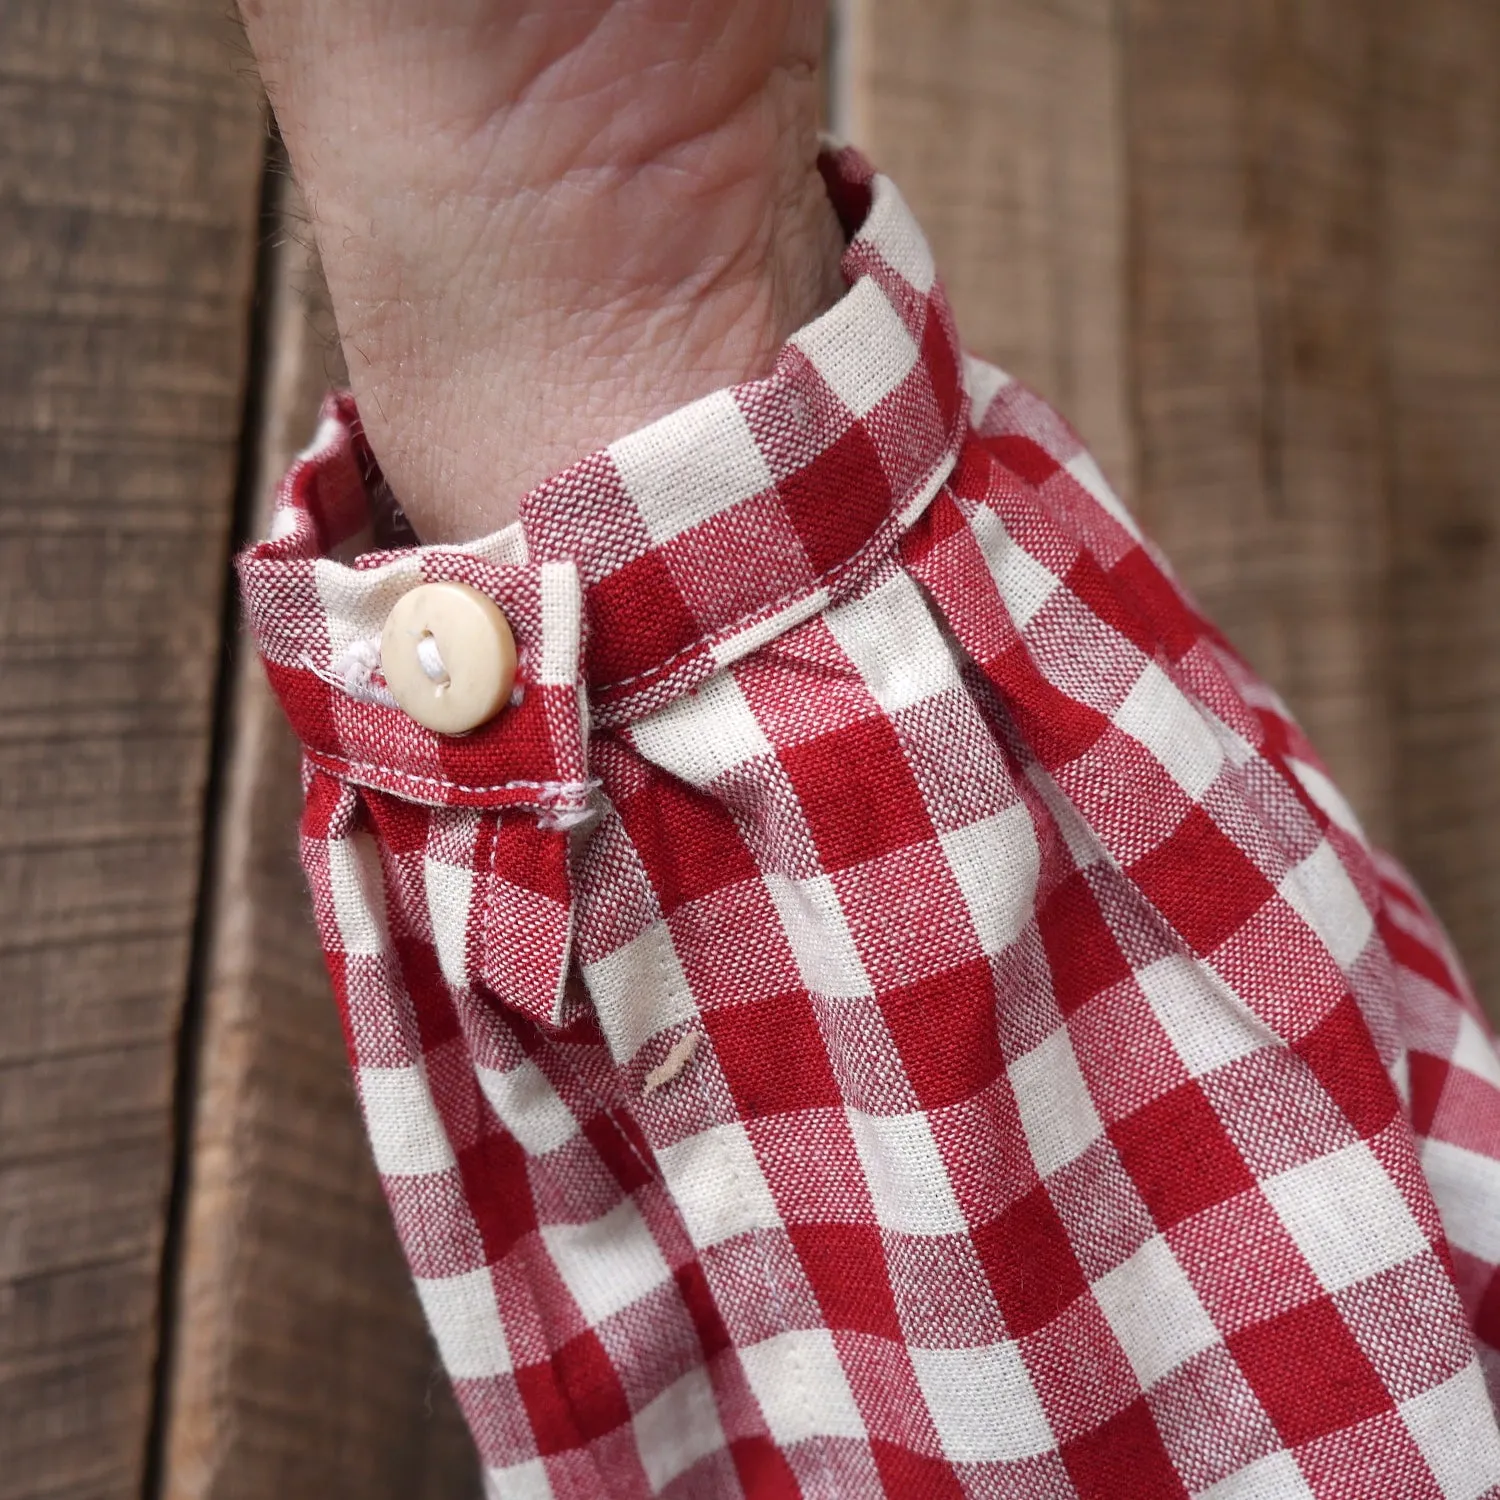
[3,0,1496,1494]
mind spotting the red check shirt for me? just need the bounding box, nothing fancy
[240,146,1500,1498]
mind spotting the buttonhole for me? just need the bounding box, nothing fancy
[415,631,451,691]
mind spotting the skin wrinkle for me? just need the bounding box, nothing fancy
[241,0,843,541]
[269,9,808,205]
[367,77,817,318]
[474,5,805,166]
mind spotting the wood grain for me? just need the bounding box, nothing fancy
[843,0,1136,502]
[0,3,263,1496]
[155,166,482,1500]
[1122,0,1397,844]
[1378,0,1500,1007]
[8,3,1495,1491]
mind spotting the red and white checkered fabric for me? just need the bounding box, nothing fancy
[240,145,1500,1498]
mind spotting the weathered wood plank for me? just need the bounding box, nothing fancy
[1122,0,1396,844]
[1378,0,1500,1009]
[0,2,264,1495]
[842,0,1136,502]
[156,166,481,1500]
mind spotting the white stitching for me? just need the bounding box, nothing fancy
[292,422,963,718]
[415,633,450,685]
[593,438,963,697]
[284,349,965,746]
[306,750,598,802]
[300,647,399,710]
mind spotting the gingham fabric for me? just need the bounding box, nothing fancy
[239,145,1500,1499]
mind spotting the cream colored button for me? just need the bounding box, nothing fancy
[380,581,517,735]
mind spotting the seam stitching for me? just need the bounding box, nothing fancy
[592,437,963,699]
[306,749,596,802]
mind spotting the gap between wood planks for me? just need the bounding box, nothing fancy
[140,123,286,1500]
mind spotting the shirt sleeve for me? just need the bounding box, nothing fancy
[238,143,1500,1499]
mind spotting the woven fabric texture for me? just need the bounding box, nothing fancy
[239,145,1500,1499]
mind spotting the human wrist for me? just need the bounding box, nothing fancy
[315,143,846,543]
[248,3,845,543]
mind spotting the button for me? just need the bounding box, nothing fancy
[380,581,517,734]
